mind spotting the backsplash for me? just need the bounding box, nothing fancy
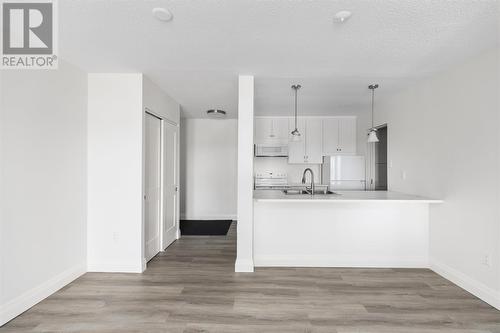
[253,157,321,184]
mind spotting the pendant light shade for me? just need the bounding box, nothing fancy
[367,129,379,143]
[291,128,301,141]
[290,84,302,141]
[367,84,379,143]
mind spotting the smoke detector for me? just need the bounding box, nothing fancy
[334,10,352,23]
[152,8,173,22]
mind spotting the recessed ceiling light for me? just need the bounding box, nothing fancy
[334,10,352,23]
[206,109,226,118]
[152,8,173,22]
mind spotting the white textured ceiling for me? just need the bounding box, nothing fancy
[59,0,499,118]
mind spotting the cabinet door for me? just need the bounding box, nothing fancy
[305,119,323,164]
[272,118,290,143]
[338,118,356,154]
[254,118,272,144]
[322,118,340,155]
[288,118,306,164]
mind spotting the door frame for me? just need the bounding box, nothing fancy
[144,107,180,265]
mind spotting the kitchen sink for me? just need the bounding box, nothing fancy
[282,189,311,195]
[282,189,339,195]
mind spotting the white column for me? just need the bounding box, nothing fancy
[235,75,255,272]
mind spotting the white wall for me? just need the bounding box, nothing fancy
[87,73,144,273]
[236,75,255,272]
[376,48,500,308]
[142,76,181,260]
[143,76,180,125]
[180,118,237,220]
[87,74,180,273]
[0,60,88,325]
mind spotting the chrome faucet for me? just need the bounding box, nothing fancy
[301,168,315,195]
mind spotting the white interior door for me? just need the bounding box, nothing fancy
[162,122,179,249]
[145,113,162,262]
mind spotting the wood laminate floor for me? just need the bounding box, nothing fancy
[2,223,500,332]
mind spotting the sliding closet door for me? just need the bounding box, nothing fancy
[144,113,162,262]
[162,122,179,249]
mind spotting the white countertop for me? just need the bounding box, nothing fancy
[253,190,443,203]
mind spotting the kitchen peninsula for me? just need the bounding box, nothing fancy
[253,190,442,268]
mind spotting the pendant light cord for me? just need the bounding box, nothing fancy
[368,84,378,130]
[371,87,374,129]
[294,87,298,130]
[291,84,301,133]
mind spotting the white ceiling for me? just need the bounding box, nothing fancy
[59,0,499,118]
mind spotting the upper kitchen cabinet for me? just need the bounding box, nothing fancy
[288,118,323,164]
[254,117,289,144]
[323,117,357,155]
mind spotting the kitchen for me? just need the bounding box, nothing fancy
[250,83,442,268]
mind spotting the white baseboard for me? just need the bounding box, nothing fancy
[180,214,237,221]
[254,256,429,268]
[0,263,86,326]
[235,258,254,272]
[430,258,500,310]
[87,262,143,273]
[145,235,159,263]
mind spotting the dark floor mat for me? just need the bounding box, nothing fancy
[180,220,233,235]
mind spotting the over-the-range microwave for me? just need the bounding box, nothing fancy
[254,144,288,157]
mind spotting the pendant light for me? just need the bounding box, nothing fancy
[367,84,380,143]
[291,84,302,141]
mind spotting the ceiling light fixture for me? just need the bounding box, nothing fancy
[152,7,173,22]
[367,84,380,143]
[334,10,352,23]
[290,84,302,142]
[206,109,226,119]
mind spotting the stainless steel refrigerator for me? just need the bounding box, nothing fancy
[322,156,366,191]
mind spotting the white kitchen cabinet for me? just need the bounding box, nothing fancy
[288,118,323,164]
[288,118,305,164]
[338,117,356,153]
[305,119,323,163]
[323,117,356,155]
[254,117,289,144]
